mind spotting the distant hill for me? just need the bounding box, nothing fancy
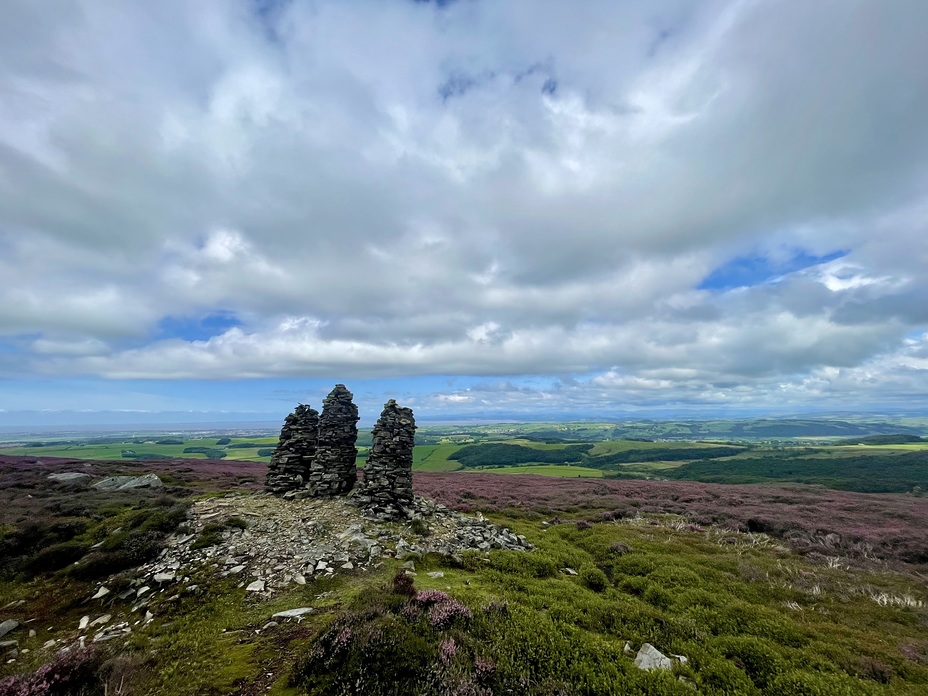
[610,418,926,440]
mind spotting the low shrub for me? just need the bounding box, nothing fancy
[24,541,90,574]
[713,636,786,690]
[410,518,430,536]
[0,646,104,696]
[579,565,609,592]
[191,524,224,550]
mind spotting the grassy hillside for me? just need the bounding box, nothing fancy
[1,455,927,694]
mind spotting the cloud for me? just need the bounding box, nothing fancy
[1,0,927,416]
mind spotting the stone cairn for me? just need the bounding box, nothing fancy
[264,404,319,495]
[357,399,417,520]
[306,384,360,496]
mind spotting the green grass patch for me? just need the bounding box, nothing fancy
[413,444,464,472]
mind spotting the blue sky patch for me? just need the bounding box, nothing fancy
[438,73,479,101]
[699,249,848,291]
[155,312,242,342]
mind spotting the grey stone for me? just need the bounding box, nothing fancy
[271,607,314,619]
[47,472,92,486]
[634,643,673,671]
[246,580,265,592]
[0,620,18,639]
[91,586,110,600]
[119,473,163,489]
[93,476,137,491]
[89,614,111,627]
[93,474,163,491]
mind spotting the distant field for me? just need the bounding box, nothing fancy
[587,439,724,455]
[826,443,928,452]
[3,427,927,492]
[0,437,278,462]
[412,444,463,472]
[473,465,603,477]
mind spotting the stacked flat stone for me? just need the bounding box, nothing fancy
[357,399,416,519]
[306,384,360,496]
[264,404,319,495]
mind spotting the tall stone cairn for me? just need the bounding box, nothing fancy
[306,384,360,496]
[264,404,319,495]
[357,399,416,519]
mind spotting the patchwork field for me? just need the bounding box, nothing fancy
[3,421,928,493]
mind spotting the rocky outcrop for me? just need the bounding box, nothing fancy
[265,404,319,495]
[357,400,416,520]
[92,474,163,491]
[131,493,532,599]
[306,385,359,497]
[47,472,92,487]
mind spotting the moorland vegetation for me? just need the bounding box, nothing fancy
[0,445,927,694]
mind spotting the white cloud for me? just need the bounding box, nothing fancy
[1,0,928,414]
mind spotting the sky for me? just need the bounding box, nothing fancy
[2,0,928,427]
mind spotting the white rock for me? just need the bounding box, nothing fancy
[89,614,111,627]
[47,472,92,484]
[154,572,175,583]
[92,587,110,600]
[78,616,90,630]
[292,574,306,585]
[340,562,354,570]
[271,608,314,619]
[228,565,246,575]
[634,643,673,671]
[426,571,444,579]
[136,586,151,598]
[561,567,579,576]
[42,640,56,650]
[246,580,265,592]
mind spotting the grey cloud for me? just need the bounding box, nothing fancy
[1,0,927,413]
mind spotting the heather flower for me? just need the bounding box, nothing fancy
[331,627,353,653]
[427,598,472,629]
[439,637,457,664]
[413,589,452,606]
[402,603,422,620]
[474,656,496,678]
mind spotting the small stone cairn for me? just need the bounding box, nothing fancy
[264,404,319,495]
[357,399,416,520]
[306,384,360,497]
